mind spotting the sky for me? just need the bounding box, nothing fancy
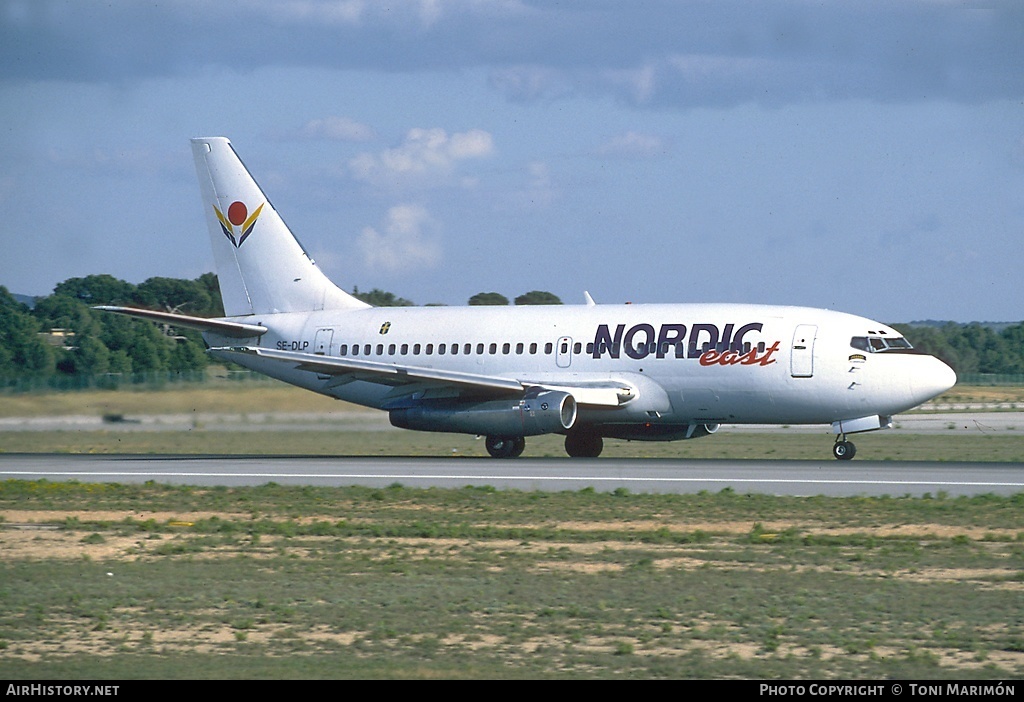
[1,1,1022,323]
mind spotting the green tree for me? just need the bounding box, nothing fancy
[133,276,215,317]
[998,323,1024,373]
[74,335,111,376]
[168,338,208,373]
[352,287,415,307]
[514,290,562,305]
[196,273,225,316]
[468,292,510,306]
[53,274,135,305]
[0,287,54,378]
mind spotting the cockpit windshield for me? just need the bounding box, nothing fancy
[850,336,914,353]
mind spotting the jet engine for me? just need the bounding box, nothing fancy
[688,422,720,438]
[389,389,577,437]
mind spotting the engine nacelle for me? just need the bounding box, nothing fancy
[390,389,577,437]
[688,423,720,439]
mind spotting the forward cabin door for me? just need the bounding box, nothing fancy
[790,325,817,378]
[556,336,573,368]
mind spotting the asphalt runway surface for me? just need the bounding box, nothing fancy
[1,453,1021,497]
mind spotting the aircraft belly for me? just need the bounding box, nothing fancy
[669,388,777,423]
[322,379,400,409]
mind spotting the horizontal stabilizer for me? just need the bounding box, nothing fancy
[94,306,267,337]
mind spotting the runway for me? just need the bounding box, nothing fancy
[1,454,1021,497]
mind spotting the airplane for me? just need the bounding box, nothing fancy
[98,137,957,460]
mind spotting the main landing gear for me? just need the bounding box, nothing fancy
[564,432,603,458]
[484,432,606,459]
[485,435,526,459]
[832,435,857,460]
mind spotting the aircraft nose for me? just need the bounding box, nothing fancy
[912,356,957,404]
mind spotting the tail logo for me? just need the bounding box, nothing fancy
[214,201,265,248]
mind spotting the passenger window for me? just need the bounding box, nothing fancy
[388,344,396,355]
[426,343,433,355]
[339,344,348,356]
[401,343,409,355]
[489,343,497,354]
[516,343,524,354]
[545,343,553,354]
[529,343,537,354]
[375,344,383,355]
[476,343,484,354]
[413,343,421,355]
[363,344,371,355]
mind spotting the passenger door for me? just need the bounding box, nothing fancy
[313,328,334,356]
[790,325,817,378]
[556,336,572,368]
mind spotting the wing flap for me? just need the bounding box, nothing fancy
[522,382,634,407]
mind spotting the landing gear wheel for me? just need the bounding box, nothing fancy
[832,440,856,461]
[486,436,525,459]
[564,432,603,458]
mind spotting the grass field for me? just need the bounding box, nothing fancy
[0,384,1021,679]
[0,383,1022,461]
[0,481,1021,679]
[1,429,1023,462]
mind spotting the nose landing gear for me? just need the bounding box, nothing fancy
[832,435,857,460]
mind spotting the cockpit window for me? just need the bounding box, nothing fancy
[850,336,914,353]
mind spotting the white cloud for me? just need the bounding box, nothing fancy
[602,63,657,104]
[488,65,574,101]
[596,131,667,159]
[349,127,494,187]
[357,203,441,272]
[296,116,376,141]
[244,0,366,26]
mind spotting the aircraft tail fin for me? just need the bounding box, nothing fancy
[191,137,369,317]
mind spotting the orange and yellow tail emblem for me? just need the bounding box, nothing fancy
[214,201,264,248]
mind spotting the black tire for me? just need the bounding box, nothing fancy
[564,432,603,458]
[486,436,524,459]
[832,440,856,460]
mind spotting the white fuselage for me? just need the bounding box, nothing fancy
[207,301,955,436]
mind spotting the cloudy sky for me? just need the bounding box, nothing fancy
[1,1,1022,322]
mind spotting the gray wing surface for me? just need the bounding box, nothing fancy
[215,347,634,406]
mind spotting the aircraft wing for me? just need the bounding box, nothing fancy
[94,306,268,338]
[214,346,633,406]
